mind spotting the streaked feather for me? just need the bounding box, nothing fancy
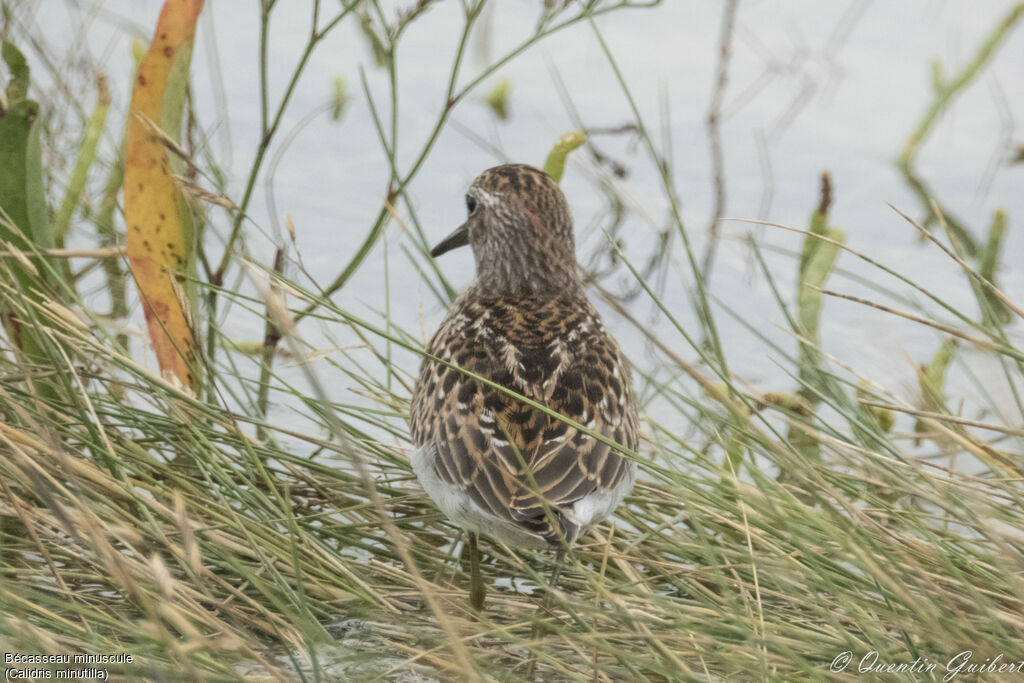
[410,293,637,546]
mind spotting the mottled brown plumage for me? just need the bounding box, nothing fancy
[410,164,638,550]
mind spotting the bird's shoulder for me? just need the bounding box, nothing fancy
[419,291,632,414]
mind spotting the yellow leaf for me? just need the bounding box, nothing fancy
[123,0,203,392]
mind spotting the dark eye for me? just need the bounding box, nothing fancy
[466,194,478,215]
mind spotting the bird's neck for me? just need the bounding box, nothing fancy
[474,245,582,298]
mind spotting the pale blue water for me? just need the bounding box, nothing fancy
[25,0,1024,446]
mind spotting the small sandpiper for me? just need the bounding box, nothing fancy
[410,163,638,610]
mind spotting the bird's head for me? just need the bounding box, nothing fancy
[431,164,579,296]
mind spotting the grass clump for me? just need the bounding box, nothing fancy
[1,1,1023,681]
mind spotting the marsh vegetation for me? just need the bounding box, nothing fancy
[1,1,1023,680]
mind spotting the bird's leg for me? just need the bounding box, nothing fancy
[468,532,485,611]
[525,545,566,679]
[545,546,566,602]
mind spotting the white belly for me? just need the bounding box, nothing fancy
[409,444,635,549]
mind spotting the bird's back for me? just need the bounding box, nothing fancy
[410,289,638,546]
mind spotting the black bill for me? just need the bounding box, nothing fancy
[430,223,470,257]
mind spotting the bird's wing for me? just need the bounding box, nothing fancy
[410,295,637,543]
